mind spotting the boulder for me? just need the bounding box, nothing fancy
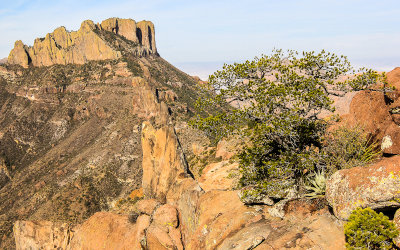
[68,212,145,249]
[136,199,160,215]
[387,67,400,90]
[198,161,239,192]
[348,90,392,141]
[381,123,400,154]
[146,224,181,250]
[153,204,179,228]
[13,221,71,250]
[185,190,260,249]
[326,156,400,220]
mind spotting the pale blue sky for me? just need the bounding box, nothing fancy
[0,0,399,79]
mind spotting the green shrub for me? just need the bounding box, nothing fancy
[344,207,399,250]
[321,126,381,175]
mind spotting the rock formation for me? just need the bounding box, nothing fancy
[326,156,400,220]
[8,18,157,68]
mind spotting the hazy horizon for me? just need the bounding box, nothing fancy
[1,0,399,80]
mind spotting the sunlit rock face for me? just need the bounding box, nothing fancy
[8,18,157,68]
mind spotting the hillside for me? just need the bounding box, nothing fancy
[0,18,210,249]
[2,17,400,250]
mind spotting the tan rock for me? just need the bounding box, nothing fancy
[13,221,71,250]
[166,177,203,244]
[141,120,188,202]
[348,90,392,141]
[135,214,151,247]
[146,224,175,249]
[8,18,157,67]
[137,21,157,53]
[381,122,400,154]
[69,212,141,249]
[387,67,400,90]
[101,18,138,43]
[186,190,258,249]
[168,227,184,250]
[216,139,238,160]
[153,204,179,228]
[131,77,169,123]
[8,40,29,68]
[117,19,139,43]
[326,156,400,220]
[198,161,239,192]
[136,198,160,215]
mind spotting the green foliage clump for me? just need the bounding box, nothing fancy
[344,207,399,250]
[321,126,381,174]
[190,49,383,197]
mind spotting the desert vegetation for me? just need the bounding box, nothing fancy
[192,49,383,197]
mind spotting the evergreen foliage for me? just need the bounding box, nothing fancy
[344,207,399,249]
[191,49,383,196]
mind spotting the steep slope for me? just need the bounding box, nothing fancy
[0,18,209,249]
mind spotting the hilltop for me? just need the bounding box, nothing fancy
[8,18,157,68]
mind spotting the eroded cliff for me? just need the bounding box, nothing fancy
[8,18,157,68]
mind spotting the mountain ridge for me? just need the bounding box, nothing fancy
[8,18,157,68]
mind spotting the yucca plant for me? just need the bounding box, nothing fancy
[304,170,326,198]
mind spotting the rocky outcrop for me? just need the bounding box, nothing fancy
[387,67,400,89]
[326,156,400,220]
[8,18,157,68]
[11,76,346,249]
[13,221,72,250]
[336,68,400,154]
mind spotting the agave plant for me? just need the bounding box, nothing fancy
[304,170,326,198]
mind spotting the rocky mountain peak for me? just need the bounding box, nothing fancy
[7,18,157,68]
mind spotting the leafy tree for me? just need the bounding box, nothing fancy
[191,49,383,196]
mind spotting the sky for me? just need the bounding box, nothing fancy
[0,0,399,79]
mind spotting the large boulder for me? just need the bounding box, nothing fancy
[387,67,400,90]
[326,156,400,220]
[68,212,148,249]
[347,90,392,141]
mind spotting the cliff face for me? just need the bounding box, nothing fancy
[8,18,157,68]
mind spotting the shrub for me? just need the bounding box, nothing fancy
[344,207,399,250]
[321,126,381,175]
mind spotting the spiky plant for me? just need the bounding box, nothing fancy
[304,170,326,198]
